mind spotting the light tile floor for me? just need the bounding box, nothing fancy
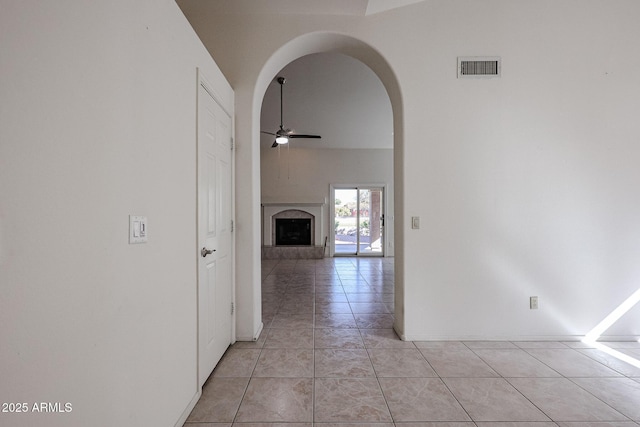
[186,257,640,426]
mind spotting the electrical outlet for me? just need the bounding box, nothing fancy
[530,296,539,310]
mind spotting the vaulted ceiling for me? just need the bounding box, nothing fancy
[179,0,425,17]
[260,52,393,150]
[177,0,412,150]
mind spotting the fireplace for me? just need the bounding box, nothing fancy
[262,202,325,259]
[275,218,311,246]
[271,209,315,246]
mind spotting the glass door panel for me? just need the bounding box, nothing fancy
[363,188,383,255]
[334,187,384,256]
[334,188,358,255]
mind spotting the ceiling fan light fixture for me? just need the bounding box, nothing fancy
[263,76,322,148]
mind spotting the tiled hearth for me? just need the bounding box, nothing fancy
[261,245,325,259]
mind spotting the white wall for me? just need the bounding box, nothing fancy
[179,0,640,341]
[0,1,232,426]
[261,147,394,255]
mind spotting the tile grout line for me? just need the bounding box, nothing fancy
[196,261,638,427]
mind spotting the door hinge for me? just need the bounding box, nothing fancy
[231,220,234,232]
[230,137,234,150]
[231,302,235,315]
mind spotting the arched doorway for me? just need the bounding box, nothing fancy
[250,32,406,338]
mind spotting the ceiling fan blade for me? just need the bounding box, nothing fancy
[267,78,321,147]
[289,134,322,139]
[261,130,276,136]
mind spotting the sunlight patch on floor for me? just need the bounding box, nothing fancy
[582,288,640,368]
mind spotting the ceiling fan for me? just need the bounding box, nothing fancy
[261,76,322,148]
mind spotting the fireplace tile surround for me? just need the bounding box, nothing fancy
[262,202,325,259]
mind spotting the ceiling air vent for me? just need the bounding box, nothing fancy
[458,56,501,78]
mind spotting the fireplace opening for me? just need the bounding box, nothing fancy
[275,218,311,246]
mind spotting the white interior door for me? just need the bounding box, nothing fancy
[197,78,233,388]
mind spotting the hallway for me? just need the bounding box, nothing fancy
[185,258,640,425]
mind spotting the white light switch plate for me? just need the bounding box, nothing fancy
[411,216,420,229]
[129,215,148,244]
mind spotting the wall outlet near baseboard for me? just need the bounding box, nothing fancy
[530,296,539,310]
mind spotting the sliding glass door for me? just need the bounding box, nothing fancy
[333,186,384,256]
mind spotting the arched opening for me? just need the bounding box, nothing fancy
[252,32,405,338]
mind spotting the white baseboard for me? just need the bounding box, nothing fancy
[174,388,202,427]
[236,322,264,342]
[399,334,640,342]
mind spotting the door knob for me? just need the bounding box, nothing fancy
[201,247,216,257]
